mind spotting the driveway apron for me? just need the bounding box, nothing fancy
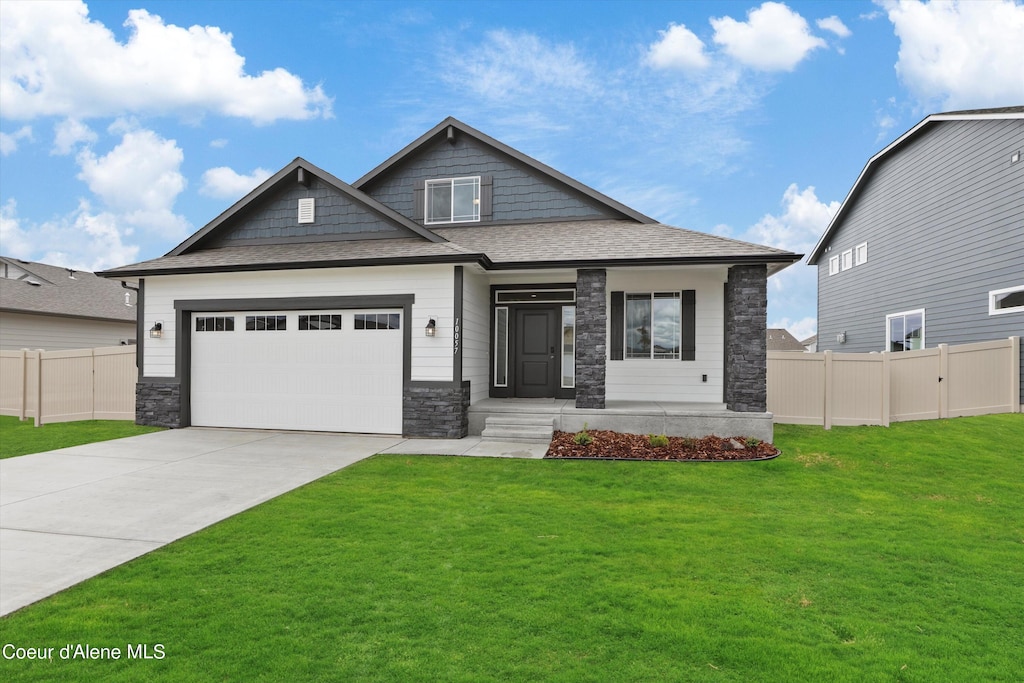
[0,428,402,616]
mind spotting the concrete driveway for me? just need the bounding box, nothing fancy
[0,428,405,616]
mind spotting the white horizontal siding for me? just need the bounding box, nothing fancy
[142,264,454,380]
[0,312,135,351]
[606,267,726,403]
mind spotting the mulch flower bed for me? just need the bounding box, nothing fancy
[545,430,780,461]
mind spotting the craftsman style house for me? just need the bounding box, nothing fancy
[101,118,801,437]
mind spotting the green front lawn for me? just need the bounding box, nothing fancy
[1,415,1022,681]
[0,415,164,459]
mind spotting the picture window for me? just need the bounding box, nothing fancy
[625,292,681,360]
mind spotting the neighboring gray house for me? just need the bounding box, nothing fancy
[766,328,805,351]
[808,106,1024,407]
[800,334,817,352]
[100,117,800,437]
[0,256,137,350]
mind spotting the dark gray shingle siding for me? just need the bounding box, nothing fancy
[363,136,619,223]
[816,117,1024,400]
[207,177,404,247]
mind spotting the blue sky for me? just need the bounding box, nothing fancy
[2,0,1022,340]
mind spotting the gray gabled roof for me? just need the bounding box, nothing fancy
[98,220,801,277]
[353,117,656,224]
[168,157,445,257]
[808,105,1024,265]
[766,328,806,351]
[0,257,136,322]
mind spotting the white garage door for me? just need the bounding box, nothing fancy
[190,310,403,433]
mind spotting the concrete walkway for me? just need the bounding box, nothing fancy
[0,428,548,616]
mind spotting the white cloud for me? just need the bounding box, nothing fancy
[711,2,827,71]
[75,123,190,239]
[743,183,840,341]
[0,0,333,124]
[0,198,138,272]
[444,30,595,102]
[888,0,1024,109]
[200,166,273,199]
[0,125,32,155]
[646,23,710,71]
[816,16,852,38]
[209,138,229,149]
[52,118,97,155]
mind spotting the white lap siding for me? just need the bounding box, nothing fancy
[141,264,455,381]
[605,268,727,404]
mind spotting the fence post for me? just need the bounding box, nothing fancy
[1012,336,1021,414]
[938,344,949,419]
[19,349,28,421]
[90,347,97,420]
[34,348,44,427]
[823,350,833,430]
[881,351,891,427]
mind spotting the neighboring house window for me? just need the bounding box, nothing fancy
[989,285,1024,315]
[855,242,868,266]
[828,255,840,276]
[625,293,681,359]
[246,315,287,331]
[425,177,480,224]
[196,316,234,332]
[355,313,400,330]
[841,249,853,271]
[299,314,342,330]
[886,309,924,352]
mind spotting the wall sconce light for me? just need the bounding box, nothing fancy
[837,331,846,344]
[425,318,437,337]
[150,322,163,339]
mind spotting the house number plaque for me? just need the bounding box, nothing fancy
[453,317,461,356]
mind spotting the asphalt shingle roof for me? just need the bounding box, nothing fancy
[0,257,137,322]
[99,220,801,277]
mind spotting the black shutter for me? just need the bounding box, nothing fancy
[480,175,493,221]
[610,291,624,361]
[681,290,696,361]
[412,179,425,220]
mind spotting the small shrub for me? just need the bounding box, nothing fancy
[648,434,670,448]
[679,437,697,450]
[573,423,593,446]
[744,437,762,448]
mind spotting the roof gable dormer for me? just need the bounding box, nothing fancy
[354,117,655,227]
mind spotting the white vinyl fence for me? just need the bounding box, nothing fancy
[0,346,136,426]
[768,337,1021,429]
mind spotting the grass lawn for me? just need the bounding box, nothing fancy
[1,415,1022,681]
[0,415,164,459]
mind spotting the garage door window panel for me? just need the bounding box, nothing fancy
[196,316,234,332]
[299,314,342,330]
[355,313,401,330]
[246,315,287,331]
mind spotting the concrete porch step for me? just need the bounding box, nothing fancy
[480,416,555,443]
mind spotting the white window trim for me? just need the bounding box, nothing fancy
[854,242,868,266]
[989,284,1024,316]
[885,308,926,352]
[828,255,840,276]
[840,249,853,271]
[424,176,481,225]
[624,291,682,361]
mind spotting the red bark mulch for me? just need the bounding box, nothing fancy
[545,430,779,461]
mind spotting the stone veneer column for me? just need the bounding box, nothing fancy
[724,264,768,412]
[575,269,607,409]
[402,383,471,438]
[136,381,181,427]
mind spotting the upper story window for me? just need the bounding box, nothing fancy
[989,285,1024,315]
[841,249,853,271]
[855,242,868,266]
[425,176,480,224]
[828,255,840,276]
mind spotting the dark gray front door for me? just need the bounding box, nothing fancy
[514,307,558,398]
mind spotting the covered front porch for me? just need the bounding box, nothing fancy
[468,398,774,442]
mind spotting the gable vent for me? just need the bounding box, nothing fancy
[298,198,315,224]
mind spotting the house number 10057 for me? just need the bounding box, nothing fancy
[453,317,461,356]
